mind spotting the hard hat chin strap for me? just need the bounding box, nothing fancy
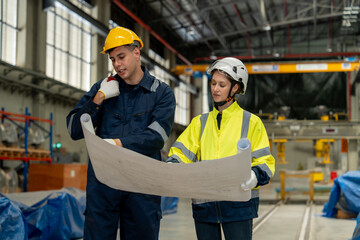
[214,81,237,108]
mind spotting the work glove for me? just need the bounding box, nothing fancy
[103,138,117,146]
[241,170,258,191]
[98,74,120,99]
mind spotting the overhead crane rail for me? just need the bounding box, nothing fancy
[172,60,360,75]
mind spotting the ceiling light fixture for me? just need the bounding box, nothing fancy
[263,24,271,31]
[210,52,217,60]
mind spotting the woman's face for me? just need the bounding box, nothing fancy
[210,70,238,102]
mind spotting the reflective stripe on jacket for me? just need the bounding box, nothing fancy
[168,102,275,222]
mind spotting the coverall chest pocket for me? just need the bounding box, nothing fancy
[132,109,152,133]
[101,107,124,137]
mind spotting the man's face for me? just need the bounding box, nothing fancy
[109,45,140,81]
[210,70,238,102]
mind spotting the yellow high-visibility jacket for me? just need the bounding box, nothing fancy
[168,102,275,222]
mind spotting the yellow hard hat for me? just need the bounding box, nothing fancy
[101,26,143,54]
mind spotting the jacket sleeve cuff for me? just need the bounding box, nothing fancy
[86,100,102,113]
[120,138,131,150]
[252,166,261,188]
[252,165,272,187]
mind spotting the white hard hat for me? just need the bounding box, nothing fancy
[207,57,248,94]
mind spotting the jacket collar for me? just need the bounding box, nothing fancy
[138,66,155,92]
[116,66,155,92]
[211,101,241,118]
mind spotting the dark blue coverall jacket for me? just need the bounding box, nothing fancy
[66,66,176,240]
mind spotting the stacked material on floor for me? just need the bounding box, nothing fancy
[0,196,27,239]
[354,214,360,240]
[0,188,86,240]
[322,171,360,240]
[0,122,18,147]
[28,163,87,191]
[0,167,19,193]
[161,197,178,215]
[1,187,180,239]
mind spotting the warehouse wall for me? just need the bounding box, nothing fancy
[0,0,186,170]
[0,0,109,167]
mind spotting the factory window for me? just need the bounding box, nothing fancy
[46,1,92,91]
[107,21,118,76]
[202,74,210,114]
[68,0,92,14]
[148,49,189,125]
[0,0,18,65]
[148,49,170,85]
[174,75,190,126]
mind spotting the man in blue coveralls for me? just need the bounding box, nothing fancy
[66,26,176,240]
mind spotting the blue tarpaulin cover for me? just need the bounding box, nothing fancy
[322,171,360,240]
[353,213,360,240]
[2,190,178,239]
[322,171,360,218]
[0,191,85,240]
[0,196,27,240]
[161,196,178,215]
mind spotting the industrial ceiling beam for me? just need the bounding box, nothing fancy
[256,0,273,47]
[113,0,192,66]
[149,1,242,23]
[184,0,230,54]
[231,0,252,55]
[313,0,318,33]
[283,0,291,54]
[196,11,343,42]
[167,0,213,51]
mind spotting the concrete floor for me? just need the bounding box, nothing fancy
[160,198,196,239]
[5,182,358,240]
[159,182,358,240]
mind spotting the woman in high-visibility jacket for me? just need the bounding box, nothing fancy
[167,57,275,240]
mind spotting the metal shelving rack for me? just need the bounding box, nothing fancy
[0,107,53,191]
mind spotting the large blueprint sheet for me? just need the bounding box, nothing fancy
[80,113,251,201]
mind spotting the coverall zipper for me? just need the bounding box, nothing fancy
[215,201,222,223]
